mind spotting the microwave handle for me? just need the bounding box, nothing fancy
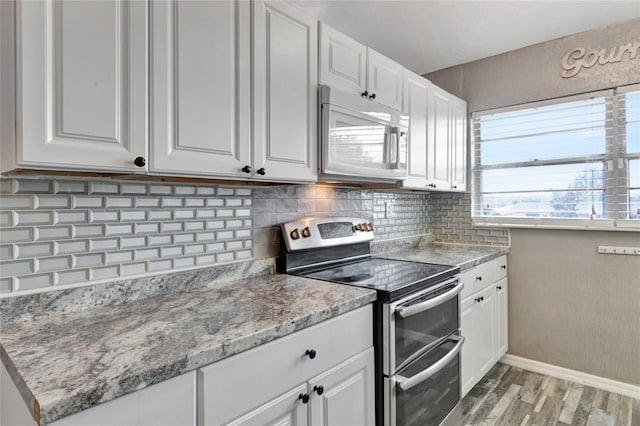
[395,335,465,392]
[395,278,463,318]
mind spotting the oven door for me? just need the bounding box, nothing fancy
[384,334,464,426]
[383,277,462,375]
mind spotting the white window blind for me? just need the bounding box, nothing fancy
[472,85,640,230]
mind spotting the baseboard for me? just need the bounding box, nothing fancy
[500,354,640,399]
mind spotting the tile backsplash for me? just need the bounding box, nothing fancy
[0,177,434,295]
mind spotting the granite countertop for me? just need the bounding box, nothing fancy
[377,243,509,271]
[0,273,376,425]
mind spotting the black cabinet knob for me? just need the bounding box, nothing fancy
[475,297,481,303]
[313,385,324,395]
[361,90,369,97]
[241,165,251,174]
[134,156,146,167]
[501,265,507,269]
[497,286,502,290]
[305,349,316,359]
[298,393,309,404]
[256,168,266,175]
[452,185,457,189]
[476,276,482,281]
[369,93,376,100]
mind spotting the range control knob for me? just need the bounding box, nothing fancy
[290,228,300,240]
[354,223,362,231]
[367,223,374,231]
[360,223,368,231]
[301,226,311,238]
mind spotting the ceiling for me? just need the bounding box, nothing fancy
[288,0,640,74]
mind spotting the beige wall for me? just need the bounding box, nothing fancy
[427,18,640,112]
[509,229,640,385]
[426,18,640,385]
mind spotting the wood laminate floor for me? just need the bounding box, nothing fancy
[462,363,640,426]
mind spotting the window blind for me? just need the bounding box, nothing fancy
[472,86,639,230]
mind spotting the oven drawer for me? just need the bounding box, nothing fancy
[385,334,463,426]
[201,305,372,425]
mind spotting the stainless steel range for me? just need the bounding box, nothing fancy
[277,216,464,426]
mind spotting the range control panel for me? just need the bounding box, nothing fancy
[281,216,375,252]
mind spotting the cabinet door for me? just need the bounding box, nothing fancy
[16,0,147,172]
[450,96,467,192]
[495,278,509,358]
[461,285,496,396]
[150,0,251,178]
[426,85,452,190]
[460,295,479,397]
[401,69,429,189]
[366,48,403,111]
[309,348,375,426]
[226,384,308,426]
[253,1,317,183]
[50,372,196,426]
[318,23,367,96]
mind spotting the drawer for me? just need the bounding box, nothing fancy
[201,305,372,425]
[460,260,495,299]
[494,255,508,280]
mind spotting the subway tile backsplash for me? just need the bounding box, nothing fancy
[0,176,506,295]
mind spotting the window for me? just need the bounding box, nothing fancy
[472,85,640,230]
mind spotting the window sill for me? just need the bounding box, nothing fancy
[472,218,640,232]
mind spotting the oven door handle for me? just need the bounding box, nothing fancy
[395,279,463,319]
[395,335,465,392]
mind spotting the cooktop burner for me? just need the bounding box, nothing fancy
[300,257,458,302]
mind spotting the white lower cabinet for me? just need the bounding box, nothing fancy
[202,305,374,426]
[460,256,509,397]
[50,372,197,426]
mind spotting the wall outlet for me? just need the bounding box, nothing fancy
[597,246,640,255]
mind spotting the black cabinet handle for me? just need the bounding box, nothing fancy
[241,165,251,174]
[476,276,482,281]
[134,156,146,167]
[501,265,507,269]
[298,393,309,404]
[475,297,481,303]
[361,91,369,97]
[452,185,457,189]
[313,385,324,395]
[256,168,266,176]
[427,183,437,188]
[305,349,316,359]
[497,286,502,290]
[369,93,376,100]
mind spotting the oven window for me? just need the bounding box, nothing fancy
[395,338,460,426]
[394,287,459,369]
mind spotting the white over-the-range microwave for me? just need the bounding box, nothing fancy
[319,85,409,183]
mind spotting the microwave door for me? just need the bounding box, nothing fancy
[325,109,393,177]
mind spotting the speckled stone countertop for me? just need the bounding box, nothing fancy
[0,274,376,425]
[377,243,509,271]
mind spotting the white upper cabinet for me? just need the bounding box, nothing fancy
[450,96,467,192]
[427,85,453,191]
[366,48,403,111]
[252,1,318,182]
[9,0,147,173]
[402,69,429,188]
[149,0,251,178]
[319,23,403,111]
[318,23,367,96]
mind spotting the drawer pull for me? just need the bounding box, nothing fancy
[476,276,482,281]
[475,296,484,303]
[313,385,324,395]
[305,349,317,359]
[501,265,506,270]
[298,393,309,404]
